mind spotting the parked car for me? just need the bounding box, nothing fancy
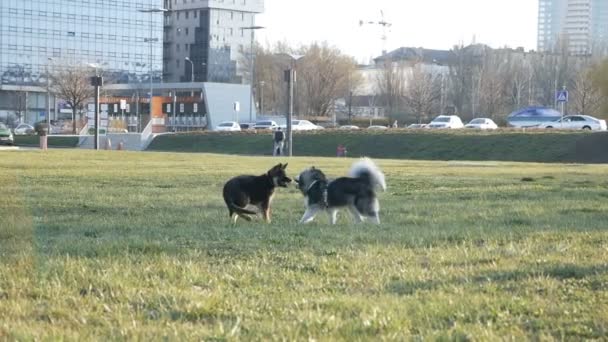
[0,123,15,145]
[367,125,388,130]
[34,121,62,134]
[280,120,323,131]
[13,123,35,135]
[465,118,498,130]
[338,125,360,130]
[537,115,607,131]
[507,106,561,127]
[239,122,255,130]
[407,123,427,129]
[108,128,129,133]
[427,115,464,129]
[214,121,241,132]
[254,120,279,130]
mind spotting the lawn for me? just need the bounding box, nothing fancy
[1,150,607,340]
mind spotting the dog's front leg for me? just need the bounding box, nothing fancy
[261,202,271,223]
[299,207,320,224]
[348,205,364,224]
[329,208,338,225]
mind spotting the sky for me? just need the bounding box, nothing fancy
[256,0,538,64]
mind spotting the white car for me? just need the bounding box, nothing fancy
[254,120,279,130]
[538,115,607,131]
[339,125,360,130]
[427,115,464,129]
[280,120,323,131]
[407,124,427,129]
[214,121,241,132]
[367,125,388,130]
[465,118,498,130]
[13,123,35,135]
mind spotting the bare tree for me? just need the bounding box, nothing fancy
[253,43,293,116]
[49,62,95,134]
[403,63,439,123]
[447,44,477,116]
[375,57,407,121]
[477,51,508,120]
[297,42,359,117]
[571,63,602,115]
[503,52,533,110]
[11,91,27,123]
[592,60,608,117]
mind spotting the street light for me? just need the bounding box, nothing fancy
[46,57,53,134]
[241,25,265,123]
[259,80,265,116]
[281,53,304,157]
[185,57,194,82]
[139,7,168,132]
[88,63,103,150]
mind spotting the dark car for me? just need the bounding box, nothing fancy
[239,122,255,130]
[0,123,15,145]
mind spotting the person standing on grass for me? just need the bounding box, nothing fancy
[273,127,285,156]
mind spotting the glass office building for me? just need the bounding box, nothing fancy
[0,0,164,87]
[537,0,608,55]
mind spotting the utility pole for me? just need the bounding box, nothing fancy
[91,76,103,150]
[285,68,295,157]
[46,58,52,132]
[172,91,177,132]
[259,81,265,116]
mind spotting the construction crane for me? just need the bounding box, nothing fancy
[359,10,392,56]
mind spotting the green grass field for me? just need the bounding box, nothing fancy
[1,150,607,340]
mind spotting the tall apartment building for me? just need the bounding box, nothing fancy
[163,0,264,83]
[0,0,164,121]
[538,0,608,55]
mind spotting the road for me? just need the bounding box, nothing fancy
[0,146,37,151]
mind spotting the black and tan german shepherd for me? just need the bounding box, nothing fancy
[222,163,291,223]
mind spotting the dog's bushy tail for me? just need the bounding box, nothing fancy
[348,157,386,191]
[227,202,258,216]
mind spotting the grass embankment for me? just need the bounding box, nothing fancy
[14,135,79,148]
[1,150,607,339]
[148,130,608,163]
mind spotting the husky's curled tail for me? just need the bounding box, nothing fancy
[348,157,387,192]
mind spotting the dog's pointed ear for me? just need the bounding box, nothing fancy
[281,163,288,170]
[268,164,281,174]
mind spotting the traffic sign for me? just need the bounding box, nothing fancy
[556,90,568,103]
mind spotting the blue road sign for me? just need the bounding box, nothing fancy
[556,90,568,103]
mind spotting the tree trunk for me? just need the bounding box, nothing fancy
[72,108,77,134]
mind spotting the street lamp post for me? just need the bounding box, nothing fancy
[259,80,265,116]
[241,25,265,123]
[282,54,304,157]
[185,57,194,82]
[139,7,168,132]
[46,57,53,133]
[89,67,103,151]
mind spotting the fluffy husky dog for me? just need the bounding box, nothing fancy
[223,163,291,224]
[295,158,386,224]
